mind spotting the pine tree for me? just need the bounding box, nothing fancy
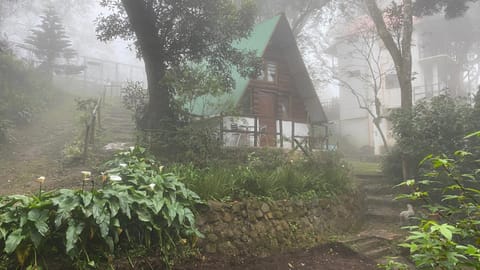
[25,6,76,74]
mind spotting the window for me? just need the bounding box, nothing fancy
[257,61,278,83]
[385,74,400,89]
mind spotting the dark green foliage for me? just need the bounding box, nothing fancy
[0,147,203,269]
[24,6,78,75]
[383,95,479,180]
[387,132,480,269]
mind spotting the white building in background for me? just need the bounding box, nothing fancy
[326,4,480,155]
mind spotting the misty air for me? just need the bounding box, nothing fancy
[0,0,479,269]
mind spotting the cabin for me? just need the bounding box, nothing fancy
[190,14,328,149]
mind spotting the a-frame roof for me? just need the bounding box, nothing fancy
[190,14,327,124]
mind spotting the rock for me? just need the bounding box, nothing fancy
[232,202,242,213]
[103,142,129,151]
[255,210,264,218]
[207,233,218,242]
[223,212,233,222]
[209,200,223,211]
[260,203,270,213]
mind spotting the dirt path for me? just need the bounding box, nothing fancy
[0,92,87,195]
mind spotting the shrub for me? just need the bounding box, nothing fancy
[0,146,203,269]
[385,131,480,269]
[383,95,478,180]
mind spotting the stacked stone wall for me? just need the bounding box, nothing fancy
[195,192,365,257]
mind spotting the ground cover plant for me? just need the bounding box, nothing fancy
[0,146,203,269]
[168,149,352,201]
[383,131,480,269]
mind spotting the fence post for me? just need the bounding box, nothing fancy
[254,116,258,147]
[90,115,96,145]
[219,115,224,146]
[83,123,90,162]
[291,120,295,149]
[279,119,283,148]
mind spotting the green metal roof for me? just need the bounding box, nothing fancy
[189,15,282,116]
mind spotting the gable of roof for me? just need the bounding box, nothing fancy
[189,15,281,117]
[189,14,327,124]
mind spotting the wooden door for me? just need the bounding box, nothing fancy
[254,90,276,147]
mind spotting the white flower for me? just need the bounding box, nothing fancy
[35,176,46,184]
[159,166,164,172]
[129,146,135,151]
[119,163,127,168]
[148,183,156,190]
[109,175,122,182]
[81,171,92,181]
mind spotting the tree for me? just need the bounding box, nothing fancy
[363,0,476,179]
[96,0,260,132]
[363,0,477,109]
[332,23,393,152]
[24,6,77,75]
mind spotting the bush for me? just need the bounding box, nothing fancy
[385,131,480,269]
[383,95,478,179]
[0,52,55,145]
[0,146,203,269]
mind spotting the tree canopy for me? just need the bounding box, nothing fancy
[96,0,261,129]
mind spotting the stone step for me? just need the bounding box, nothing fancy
[364,245,392,259]
[345,237,386,251]
[366,195,402,208]
[361,184,395,196]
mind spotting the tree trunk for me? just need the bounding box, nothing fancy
[373,118,389,153]
[121,0,175,130]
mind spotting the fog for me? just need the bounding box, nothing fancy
[0,1,480,267]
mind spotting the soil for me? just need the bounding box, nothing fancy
[0,92,87,195]
[178,243,377,270]
[114,243,377,270]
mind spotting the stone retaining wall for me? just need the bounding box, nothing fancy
[195,192,365,258]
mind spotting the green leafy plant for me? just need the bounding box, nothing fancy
[392,131,480,269]
[0,146,203,269]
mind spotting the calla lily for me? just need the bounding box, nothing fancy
[109,175,122,182]
[81,171,92,181]
[149,183,156,190]
[35,176,46,184]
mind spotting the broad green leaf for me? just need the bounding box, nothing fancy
[66,221,85,254]
[5,229,24,254]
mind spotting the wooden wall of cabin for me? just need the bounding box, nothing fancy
[239,41,308,123]
[237,41,309,146]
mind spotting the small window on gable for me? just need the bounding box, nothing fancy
[266,62,277,82]
[257,61,278,83]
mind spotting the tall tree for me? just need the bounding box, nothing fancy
[363,0,477,109]
[96,0,260,131]
[24,6,77,75]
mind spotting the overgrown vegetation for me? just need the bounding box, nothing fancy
[169,149,352,201]
[0,51,55,144]
[383,94,480,181]
[382,131,480,269]
[0,146,203,269]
